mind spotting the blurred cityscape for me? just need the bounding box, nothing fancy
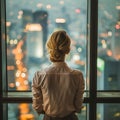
[6,0,87,91]
[5,0,120,120]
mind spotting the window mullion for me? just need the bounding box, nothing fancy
[0,0,7,119]
[1,0,7,96]
[89,0,98,120]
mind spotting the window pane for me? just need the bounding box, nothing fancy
[7,103,88,120]
[97,104,120,120]
[6,0,88,91]
[97,0,120,90]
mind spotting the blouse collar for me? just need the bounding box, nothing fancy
[46,62,73,72]
[52,61,67,66]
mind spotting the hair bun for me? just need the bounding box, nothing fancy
[46,30,71,62]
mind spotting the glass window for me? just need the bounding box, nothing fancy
[6,0,88,91]
[1,0,120,120]
[97,104,120,120]
[97,0,120,90]
[7,103,88,120]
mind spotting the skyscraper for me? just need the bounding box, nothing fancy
[33,10,48,55]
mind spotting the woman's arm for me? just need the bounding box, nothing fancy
[74,73,85,113]
[32,72,44,115]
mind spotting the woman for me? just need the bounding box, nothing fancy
[32,30,85,120]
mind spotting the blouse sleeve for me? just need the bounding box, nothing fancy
[32,71,44,115]
[74,72,85,113]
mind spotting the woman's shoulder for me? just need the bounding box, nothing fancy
[35,65,53,75]
[33,70,45,78]
[71,68,83,75]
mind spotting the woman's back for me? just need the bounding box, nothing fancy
[33,62,84,117]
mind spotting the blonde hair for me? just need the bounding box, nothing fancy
[46,30,71,62]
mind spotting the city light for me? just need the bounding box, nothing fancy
[73,54,80,61]
[116,5,120,10]
[9,39,18,45]
[10,40,14,45]
[97,58,104,71]
[115,24,120,29]
[46,4,52,9]
[25,24,42,31]
[16,81,20,87]
[9,83,15,88]
[75,8,81,13]
[13,40,29,90]
[18,10,23,15]
[59,0,64,5]
[36,3,43,8]
[101,39,107,48]
[77,47,82,52]
[18,15,22,19]
[55,18,66,23]
[7,66,15,70]
[107,50,112,56]
[6,21,11,27]
[114,112,120,117]
[16,71,20,77]
[108,31,112,36]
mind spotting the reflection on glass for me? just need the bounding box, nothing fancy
[8,103,39,120]
[97,91,120,97]
[97,104,120,120]
[8,103,87,120]
[97,0,120,90]
[6,0,88,91]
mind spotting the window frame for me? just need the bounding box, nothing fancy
[0,0,120,120]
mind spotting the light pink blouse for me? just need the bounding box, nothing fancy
[32,62,85,117]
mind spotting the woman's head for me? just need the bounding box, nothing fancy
[46,30,71,62]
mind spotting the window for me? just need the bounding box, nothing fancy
[0,0,120,120]
[97,104,120,120]
[97,0,120,91]
[6,0,88,91]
